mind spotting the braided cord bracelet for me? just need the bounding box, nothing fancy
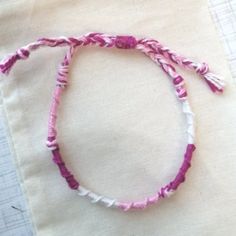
[0,32,225,211]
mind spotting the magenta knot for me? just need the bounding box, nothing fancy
[46,136,58,150]
[196,62,209,75]
[176,86,187,100]
[159,187,168,198]
[173,75,184,86]
[16,48,30,60]
[115,36,137,49]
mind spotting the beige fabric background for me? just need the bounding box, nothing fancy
[0,0,236,235]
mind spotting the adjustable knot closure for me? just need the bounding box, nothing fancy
[115,36,137,49]
[196,62,209,75]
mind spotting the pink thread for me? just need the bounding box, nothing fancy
[52,148,79,189]
[0,32,224,211]
[138,38,225,92]
[117,144,195,211]
[0,33,225,94]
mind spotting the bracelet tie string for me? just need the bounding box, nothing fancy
[0,33,225,94]
[137,38,225,92]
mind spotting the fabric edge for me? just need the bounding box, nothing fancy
[0,84,38,235]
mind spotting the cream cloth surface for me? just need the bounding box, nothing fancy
[0,0,236,235]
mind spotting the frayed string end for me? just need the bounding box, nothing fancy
[0,48,30,75]
[203,72,225,93]
[0,54,20,75]
[196,62,225,93]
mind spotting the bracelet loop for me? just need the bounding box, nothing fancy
[0,32,224,211]
[46,34,196,211]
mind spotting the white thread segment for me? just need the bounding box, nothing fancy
[182,100,195,144]
[163,188,175,197]
[77,186,117,208]
[46,139,58,150]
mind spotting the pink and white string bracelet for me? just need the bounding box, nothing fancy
[0,32,225,211]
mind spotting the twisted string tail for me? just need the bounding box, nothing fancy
[136,42,189,100]
[138,38,225,93]
[0,33,116,75]
[0,44,38,75]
